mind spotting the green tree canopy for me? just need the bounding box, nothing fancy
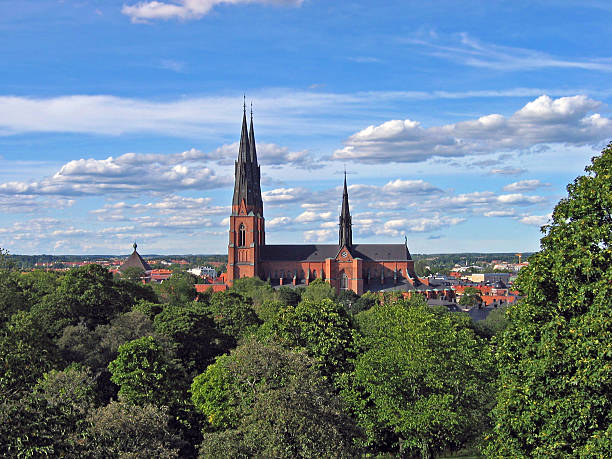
[153,302,231,373]
[344,298,494,458]
[258,297,357,377]
[191,338,361,458]
[485,143,612,457]
[82,399,183,458]
[154,272,198,305]
[204,291,262,342]
[0,365,96,458]
[231,276,275,306]
[108,335,178,406]
[300,278,336,302]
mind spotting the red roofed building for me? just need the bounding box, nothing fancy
[226,108,421,295]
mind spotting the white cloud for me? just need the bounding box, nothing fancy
[266,216,292,228]
[262,187,310,205]
[409,33,612,72]
[484,210,515,217]
[122,0,303,23]
[519,213,552,226]
[2,90,605,140]
[381,215,465,235]
[294,210,333,223]
[490,167,527,176]
[212,142,321,169]
[0,150,229,197]
[303,229,333,243]
[503,179,550,192]
[382,179,442,194]
[333,95,612,164]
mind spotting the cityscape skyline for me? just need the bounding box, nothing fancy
[1,1,611,255]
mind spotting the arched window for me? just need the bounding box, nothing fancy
[313,269,317,278]
[340,272,349,290]
[238,224,246,247]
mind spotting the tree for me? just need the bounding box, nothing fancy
[343,298,494,458]
[108,335,178,406]
[31,264,128,336]
[0,270,28,326]
[485,144,612,457]
[231,276,275,306]
[154,272,198,305]
[276,286,301,307]
[258,298,357,377]
[121,266,146,283]
[0,365,96,458]
[204,291,261,342]
[0,310,57,398]
[0,247,16,270]
[352,291,379,314]
[191,339,361,458]
[458,286,482,308]
[153,302,231,373]
[82,399,183,458]
[473,306,508,338]
[300,278,336,302]
[337,289,360,315]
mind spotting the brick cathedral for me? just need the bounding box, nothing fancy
[227,107,422,295]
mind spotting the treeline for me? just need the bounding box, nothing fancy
[1,262,502,458]
[412,252,533,276]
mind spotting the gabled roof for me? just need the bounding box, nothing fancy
[119,244,152,272]
[260,243,412,262]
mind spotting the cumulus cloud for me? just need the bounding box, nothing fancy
[519,213,552,226]
[0,149,229,197]
[333,95,612,164]
[262,187,310,205]
[294,210,333,223]
[502,179,550,192]
[382,179,442,194]
[303,229,333,243]
[381,215,465,235]
[212,142,321,169]
[91,195,227,221]
[122,0,303,23]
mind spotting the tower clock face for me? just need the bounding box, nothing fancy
[341,251,348,258]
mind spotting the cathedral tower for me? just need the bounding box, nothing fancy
[227,104,265,284]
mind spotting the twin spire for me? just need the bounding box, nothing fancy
[232,101,263,215]
[232,102,353,250]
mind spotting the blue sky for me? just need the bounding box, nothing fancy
[1,0,611,255]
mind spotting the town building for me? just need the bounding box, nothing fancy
[119,243,152,282]
[226,107,428,295]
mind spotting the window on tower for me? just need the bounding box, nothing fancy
[239,224,246,247]
[340,272,349,290]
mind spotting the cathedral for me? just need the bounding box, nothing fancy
[227,107,422,295]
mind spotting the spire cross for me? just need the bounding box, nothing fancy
[243,94,246,113]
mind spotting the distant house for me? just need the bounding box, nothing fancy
[119,243,152,282]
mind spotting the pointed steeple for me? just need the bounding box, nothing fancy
[249,104,263,212]
[232,102,262,215]
[239,98,250,164]
[339,172,353,249]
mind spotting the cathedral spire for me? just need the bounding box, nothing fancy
[248,103,263,212]
[232,104,262,214]
[339,172,352,249]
